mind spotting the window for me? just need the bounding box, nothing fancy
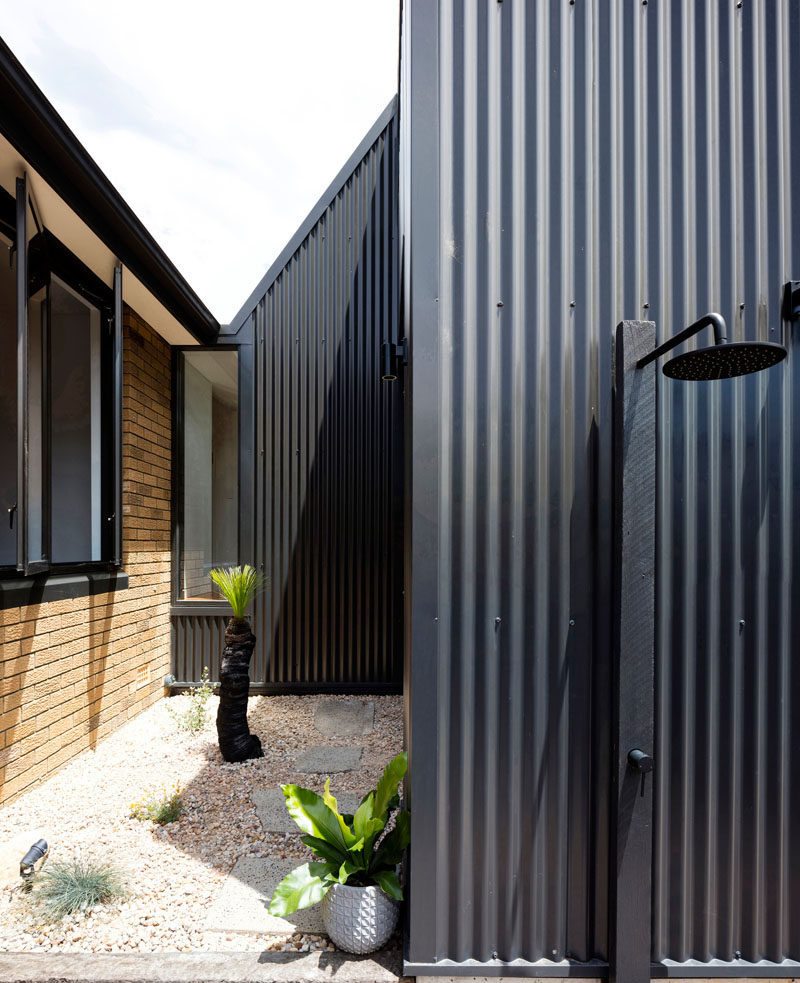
[0,226,16,567]
[0,177,122,578]
[177,349,239,600]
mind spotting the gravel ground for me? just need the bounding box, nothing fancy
[0,694,403,954]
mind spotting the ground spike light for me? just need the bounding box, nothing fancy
[636,311,787,380]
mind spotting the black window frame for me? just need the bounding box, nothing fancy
[171,343,245,611]
[0,176,124,583]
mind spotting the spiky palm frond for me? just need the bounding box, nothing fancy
[209,564,267,618]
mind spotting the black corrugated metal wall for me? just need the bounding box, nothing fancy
[247,100,402,690]
[402,0,799,976]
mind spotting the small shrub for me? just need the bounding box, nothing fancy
[32,857,126,921]
[129,782,184,825]
[167,667,216,733]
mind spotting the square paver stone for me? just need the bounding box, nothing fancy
[253,789,364,834]
[313,700,374,736]
[295,746,363,773]
[203,856,325,935]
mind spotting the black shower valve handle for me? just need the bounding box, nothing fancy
[627,748,654,798]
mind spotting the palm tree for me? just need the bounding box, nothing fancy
[208,565,266,762]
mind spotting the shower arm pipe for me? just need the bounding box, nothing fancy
[636,313,728,369]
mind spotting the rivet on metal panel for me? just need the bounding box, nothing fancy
[739,302,745,310]
[497,301,504,308]
[569,619,575,626]
[734,950,742,959]
[494,617,501,629]
[643,303,650,310]
[739,620,746,631]
[570,300,576,308]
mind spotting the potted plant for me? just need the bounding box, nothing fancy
[268,752,410,954]
[208,564,266,762]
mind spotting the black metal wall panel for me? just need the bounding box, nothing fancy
[401,0,799,975]
[170,614,227,686]
[231,100,403,690]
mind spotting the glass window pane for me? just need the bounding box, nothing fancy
[180,350,238,600]
[0,230,16,567]
[49,277,102,563]
[26,285,46,566]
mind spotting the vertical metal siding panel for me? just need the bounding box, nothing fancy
[171,615,228,685]
[224,110,400,690]
[403,0,799,972]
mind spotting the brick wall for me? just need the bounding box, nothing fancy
[0,308,172,806]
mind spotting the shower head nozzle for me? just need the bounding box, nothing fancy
[662,340,787,381]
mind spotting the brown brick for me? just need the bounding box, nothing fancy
[0,309,172,808]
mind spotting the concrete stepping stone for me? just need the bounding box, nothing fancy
[203,856,325,935]
[254,789,364,834]
[295,746,362,773]
[313,699,374,736]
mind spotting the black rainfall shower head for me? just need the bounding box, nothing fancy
[662,340,787,381]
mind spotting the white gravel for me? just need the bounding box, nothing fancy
[0,694,403,954]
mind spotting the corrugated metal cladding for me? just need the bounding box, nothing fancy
[239,101,403,690]
[402,0,799,976]
[171,615,227,685]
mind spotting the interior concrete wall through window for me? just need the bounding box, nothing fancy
[181,349,238,600]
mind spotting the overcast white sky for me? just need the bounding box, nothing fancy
[0,1,399,323]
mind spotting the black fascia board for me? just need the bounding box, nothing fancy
[0,36,219,346]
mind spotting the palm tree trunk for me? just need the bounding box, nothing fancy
[216,617,263,762]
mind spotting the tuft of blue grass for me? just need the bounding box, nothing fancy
[33,857,127,921]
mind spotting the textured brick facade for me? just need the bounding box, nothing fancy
[0,308,172,805]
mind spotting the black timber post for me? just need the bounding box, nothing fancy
[610,320,657,983]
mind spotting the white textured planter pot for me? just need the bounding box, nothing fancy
[321,882,400,954]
